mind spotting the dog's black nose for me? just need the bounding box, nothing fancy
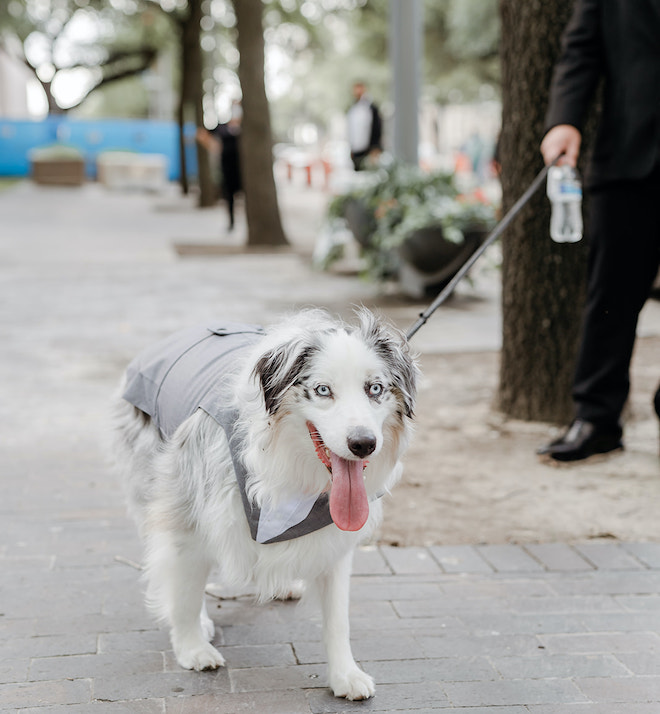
[347,428,377,458]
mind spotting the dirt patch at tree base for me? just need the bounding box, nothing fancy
[377,335,660,547]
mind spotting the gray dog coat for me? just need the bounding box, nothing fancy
[122,323,335,544]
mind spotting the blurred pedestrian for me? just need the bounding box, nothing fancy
[346,82,382,171]
[537,0,660,462]
[196,101,243,230]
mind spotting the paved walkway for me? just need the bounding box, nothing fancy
[1,179,660,712]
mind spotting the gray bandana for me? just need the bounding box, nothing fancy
[122,323,333,544]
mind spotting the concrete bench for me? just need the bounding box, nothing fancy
[97,152,168,192]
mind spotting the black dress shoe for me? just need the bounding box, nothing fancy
[537,419,623,462]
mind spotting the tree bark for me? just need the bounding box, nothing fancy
[41,79,63,115]
[181,0,214,207]
[177,35,189,196]
[233,0,288,246]
[497,0,590,423]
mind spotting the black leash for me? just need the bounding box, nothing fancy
[405,156,561,341]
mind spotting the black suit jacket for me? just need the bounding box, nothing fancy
[545,0,660,187]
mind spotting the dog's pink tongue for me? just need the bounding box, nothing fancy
[328,452,369,531]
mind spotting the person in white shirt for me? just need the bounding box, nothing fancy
[346,82,383,171]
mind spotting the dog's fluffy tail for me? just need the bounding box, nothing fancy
[109,380,162,531]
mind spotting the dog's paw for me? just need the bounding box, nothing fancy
[174,640,226,671]
[277,579,306,601]
[329,667,375,700]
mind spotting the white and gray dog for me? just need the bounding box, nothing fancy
[112,308,418,700]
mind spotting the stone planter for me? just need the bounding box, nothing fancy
[31,158,86,186]
[397,225,487,299]
[97,152,168,192]
[340,196,490,298]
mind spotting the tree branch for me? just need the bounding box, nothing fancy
[64,47,158,111]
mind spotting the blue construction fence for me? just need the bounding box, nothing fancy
[0,117,198,181]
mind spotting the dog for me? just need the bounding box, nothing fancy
[111,308,418,700]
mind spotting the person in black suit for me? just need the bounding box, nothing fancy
[346,82,383,171]
[538,0,660,462]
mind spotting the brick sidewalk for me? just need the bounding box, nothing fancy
[2,532,660,712]
[1,181,660,712]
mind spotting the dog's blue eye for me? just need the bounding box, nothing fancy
[368,383,383,397]
[315,384,332,398]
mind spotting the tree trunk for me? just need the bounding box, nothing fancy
[175,18,189,195]
[181,0,214,207]
[177,80,189,194]
[233,0,288,246]
[497,0,590,423]
[40,79,64,115]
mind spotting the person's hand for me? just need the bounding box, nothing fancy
[195,127,209,145]
[540,124,582,167]
[195,127,219,153]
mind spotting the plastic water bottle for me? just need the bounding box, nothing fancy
[546,165,583,243]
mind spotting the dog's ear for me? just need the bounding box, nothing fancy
[253,340,319,415]
[356,308,419,419]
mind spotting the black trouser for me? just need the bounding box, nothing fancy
[351,150,370,171]
[221,156,241,229]
[573,166,660,427]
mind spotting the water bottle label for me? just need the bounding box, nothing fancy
[559,183,582,197]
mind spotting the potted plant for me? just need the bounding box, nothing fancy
[325,163,496,297]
